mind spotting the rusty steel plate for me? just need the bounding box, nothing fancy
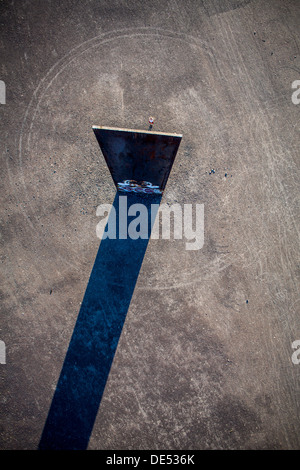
[92,126,182,194]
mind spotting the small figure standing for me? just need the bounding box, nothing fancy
[148,116,155,130]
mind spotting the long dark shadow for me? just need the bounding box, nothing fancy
[39,192,161,450]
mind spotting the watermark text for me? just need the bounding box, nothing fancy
[291,80,300,104]
[0,80,5,104]
[291,340,300,364]
[96,196,204,251]
[0,340,6,364]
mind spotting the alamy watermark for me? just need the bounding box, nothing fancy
[291,80,300,104]
[0,80,5,104]
[291,340,300,365]
[0,340,6,364]
[96,196,204,251]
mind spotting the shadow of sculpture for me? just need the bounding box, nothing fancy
[39,191,161,450]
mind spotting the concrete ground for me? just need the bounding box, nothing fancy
[1,0,300,450]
